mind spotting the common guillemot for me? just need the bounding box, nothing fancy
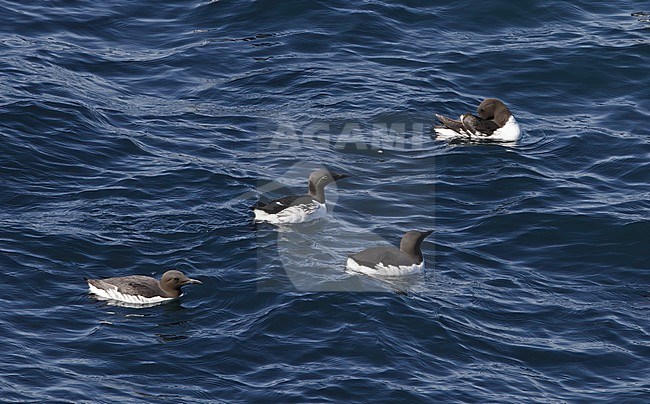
[346,230,433,276]
[87,270,202,305]
[252,169,348,224]
[434,98,521,142]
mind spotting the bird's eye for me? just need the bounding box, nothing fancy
[174,277,179,281]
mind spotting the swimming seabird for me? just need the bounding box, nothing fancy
[252,169,348,224]
[434,98,521,142]
[87,270,202,305]
[346,230,433,276]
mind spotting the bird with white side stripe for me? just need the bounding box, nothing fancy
[346,230,433,276]
[87,270,202,305]
[252,169,348,225]
[434,98,521,142]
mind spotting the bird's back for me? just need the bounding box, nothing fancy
[88,275,163,298]
[253,195,315,214]
[349,246,417,268]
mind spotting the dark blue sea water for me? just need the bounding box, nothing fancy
[1,0,649,401]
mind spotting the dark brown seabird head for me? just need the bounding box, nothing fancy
[476,98,512,127]
[307,169,349,203]
[159,270,203,297]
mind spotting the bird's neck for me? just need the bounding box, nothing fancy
[494,106,511,126]
[160,284,182,298]
[308,182,326,203]
[401,241,424,264]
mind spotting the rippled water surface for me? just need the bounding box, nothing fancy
[1,1,648,401]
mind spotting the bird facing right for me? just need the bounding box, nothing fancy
[346,230,433,276]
